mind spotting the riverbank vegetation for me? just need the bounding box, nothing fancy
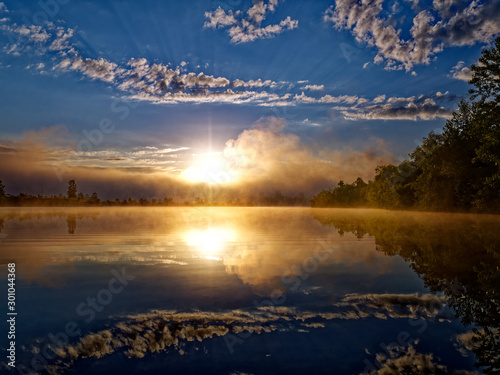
[311,38,500,213]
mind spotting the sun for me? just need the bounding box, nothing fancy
[181,153,234,184]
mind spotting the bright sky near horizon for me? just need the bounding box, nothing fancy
[0,0,499,198]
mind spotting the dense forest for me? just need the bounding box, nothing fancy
[311,38,500,213]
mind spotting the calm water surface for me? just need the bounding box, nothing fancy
[0,207,499,374]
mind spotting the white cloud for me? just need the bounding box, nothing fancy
[450,61,473,82]
[341,100,452,121]
[128,89,292,106]
[58,57,124,83]
[318,94,359,104]
[26,62,45,70]
[233,78,276,88]
[277,92,453,120]
[294,92,320,103]
[302,118,322,126]
[324,0,500,71]
[204,6,240,29]
[1,22,75,56]
[0,2,8,12]
[301,84,325,91]
[49,27,74,52]
[0,15,457,114]
[14,25,50,43]
[227,15,298,43]
[205,1,298,43]
[373,95,386,103]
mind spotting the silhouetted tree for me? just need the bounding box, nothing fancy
[162,197,173,206]
[0,180,5,204]
[89,192,100,204]
[470,37,500,105]
[67,180,77,199]
[310,178,368,207]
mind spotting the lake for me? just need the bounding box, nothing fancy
[0,207,499,374]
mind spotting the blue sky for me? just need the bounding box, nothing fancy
[0,0,498,198]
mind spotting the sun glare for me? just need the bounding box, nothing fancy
[184,228,236,260]
[181,154,234,184]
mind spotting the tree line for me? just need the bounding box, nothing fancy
[0,179,175,207]
[311,38,500,213]
[0,179,307,207]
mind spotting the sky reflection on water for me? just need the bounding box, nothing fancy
[0,207,498,374]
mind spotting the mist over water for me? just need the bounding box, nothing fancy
[0,117,394,202]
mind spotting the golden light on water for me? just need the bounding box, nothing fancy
[181,154,235,184]
[184,227,237,260]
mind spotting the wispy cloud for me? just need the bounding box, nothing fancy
[324,0,500,71]
[1,20,75,56]
[204,0,298,43]
[0,14,456,116]
[301,84,325,91]
[341,99,453,121]
[293,92,453,120]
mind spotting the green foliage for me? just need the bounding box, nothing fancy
[366,165,403,208]
[310,178,367,207]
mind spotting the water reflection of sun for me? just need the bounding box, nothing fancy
[184,228,236,260]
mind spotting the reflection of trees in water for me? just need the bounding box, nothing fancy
[0,218,3,233]
[66,215,77,235]
[312,209,500,373]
